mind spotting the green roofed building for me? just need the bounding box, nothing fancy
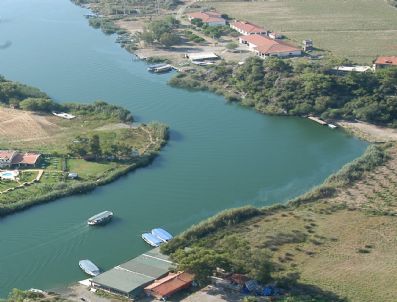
[90,248,173,298]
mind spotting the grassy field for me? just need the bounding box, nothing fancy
[206,0,397,63]
[166,143,397,301]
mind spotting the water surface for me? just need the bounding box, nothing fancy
[0,0,367,295]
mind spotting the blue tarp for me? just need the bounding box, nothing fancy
[151,228,173,242]
[142,233,163,247]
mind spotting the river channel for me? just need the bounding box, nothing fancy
[0,0,367,295]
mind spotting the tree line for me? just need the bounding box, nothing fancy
[170,57,397,127]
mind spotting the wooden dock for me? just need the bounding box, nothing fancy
[308,116,327,125]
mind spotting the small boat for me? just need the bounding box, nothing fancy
[142,233,163,247]
[328,124,338,129]
[87,211,113,226]
[147,63,173,73]
[151,228,173,242]
[79,259,100,277]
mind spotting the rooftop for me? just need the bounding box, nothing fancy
[91,248,172,295]
[187,11,225,23]
[374,56,397,66]
[145,271,194,298]
[240,34,300,54]
[0,150,16,161]
[231,21,266,33]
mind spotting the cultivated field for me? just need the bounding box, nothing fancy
[206,0,397,63]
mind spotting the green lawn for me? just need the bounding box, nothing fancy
[66,158,120,180]
[207,0,397,63]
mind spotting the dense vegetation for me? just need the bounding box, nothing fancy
[170,57,397,127]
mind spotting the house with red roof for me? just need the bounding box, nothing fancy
[239,34,301,58]
[144,271,194,300]
[187,11,226,26]
[230,21,268,36]
[374,56,397,70]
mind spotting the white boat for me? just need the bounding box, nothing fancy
[87,211,113,226]
[79,259,100,276]
[328,124,338,129]
[142,233,163,247]
[151,228,173,242]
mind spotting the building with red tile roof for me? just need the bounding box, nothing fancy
[230,21,268,36]
[0,150,41,168]
[374,56,397,69]
[187,11,226,26]
[239,34,301,58]
[144,271,194,299]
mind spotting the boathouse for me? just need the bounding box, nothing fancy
[90,248,173,298]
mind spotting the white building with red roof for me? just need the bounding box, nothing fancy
[187,11,226,26]
[374,56,397,70]
[230,21,268,35]
[239,34,301,58]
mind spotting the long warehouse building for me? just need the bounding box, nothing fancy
[90,248,173,298]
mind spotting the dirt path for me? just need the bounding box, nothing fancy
[338,121,397,142]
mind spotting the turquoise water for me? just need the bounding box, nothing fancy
[0,0,367,295]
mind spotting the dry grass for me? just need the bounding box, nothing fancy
[206,0,397,63]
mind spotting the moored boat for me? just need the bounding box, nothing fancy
[147,63,173,73]
[87,211,113,226]
[79,259,100,276]
[142,233,163,247]
[151,228,173,242]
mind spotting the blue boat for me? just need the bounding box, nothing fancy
[79,259,100,276]
[151,228,173,242]
[142,233,163,247]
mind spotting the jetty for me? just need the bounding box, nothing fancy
[308,116,327,125]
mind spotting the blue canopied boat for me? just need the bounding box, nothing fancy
[151,228,173,242]
[79,259,100,276]
[142,233,163,247]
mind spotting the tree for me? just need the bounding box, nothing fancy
[19,97,56,112]
[225,42,238,51]
[172,247,231,283]
[159,32,180,48]
[191,18,204,27]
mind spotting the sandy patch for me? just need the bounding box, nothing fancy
[338,121,397,142]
